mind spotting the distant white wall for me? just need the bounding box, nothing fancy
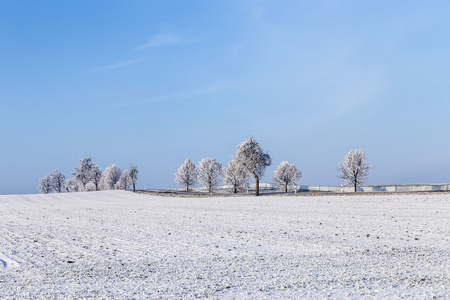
[290,183,450,193]
[194,183,450,193]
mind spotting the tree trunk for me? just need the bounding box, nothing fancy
[186,183,189,192]
[354,182,357,192]
[285,184,288,193]
[255,178,260,196]
[132,183,136,192]
[208,178,212,194]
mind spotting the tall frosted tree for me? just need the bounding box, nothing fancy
[90,165,102,191]
[72,157,98,190]
[117,170,131,190]
[175,159,197,192]
[101,164,122,190]
[235,137,271,196]
[197,158,223,194]
[338,149,371,192]
[51,170,66,193]
[273,161,301,193]
[128,164,138,192]
[225,157,249,194]
[38,175,53,194]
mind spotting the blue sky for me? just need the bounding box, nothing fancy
[1,1,449,194]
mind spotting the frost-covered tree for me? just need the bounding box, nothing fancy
[100,164,122,190]
[235,137,271,196]
[65,178,77,193]
[197,158,223,194]
[273,161,302,193]
[50,170,66,193]
[128,164,138,192]
[117,170,132,190]
[338,149,372,192]
[72,157,98,190]
[84,182,97,192]
[175,159,197,192]
[90,165,102,191]
[225,157,249,194]
[38,175,53,194]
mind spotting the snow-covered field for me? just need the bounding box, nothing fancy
[0,191,449,299]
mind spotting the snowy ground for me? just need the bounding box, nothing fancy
[0,191,449,299]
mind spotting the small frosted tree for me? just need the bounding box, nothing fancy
[51,170,66,193]
[175,159,197,192]
[197,158,223,194]
[273,161,302,193]
[235,137,271,196]
[338,149,371,192]
[39,175,53,194]
[128,164,138,192]
[65,178,77,193]
[225,157,249,194]
[85,182,97,192]
[101,164,122,190]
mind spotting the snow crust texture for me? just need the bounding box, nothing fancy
[0,191,449,298]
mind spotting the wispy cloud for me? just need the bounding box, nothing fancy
[114,84,233,108]
[136,34,183,51]
[96,60,141,71]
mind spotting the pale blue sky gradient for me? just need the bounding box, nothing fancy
[1,1,449,194]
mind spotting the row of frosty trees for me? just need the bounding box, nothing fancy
[175,137,371,195]
[39,157,138,194]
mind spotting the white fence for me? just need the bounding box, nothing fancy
[300,184,450,193]
[207,183,450,193]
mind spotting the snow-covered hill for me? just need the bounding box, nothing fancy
[0,191,449,298]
